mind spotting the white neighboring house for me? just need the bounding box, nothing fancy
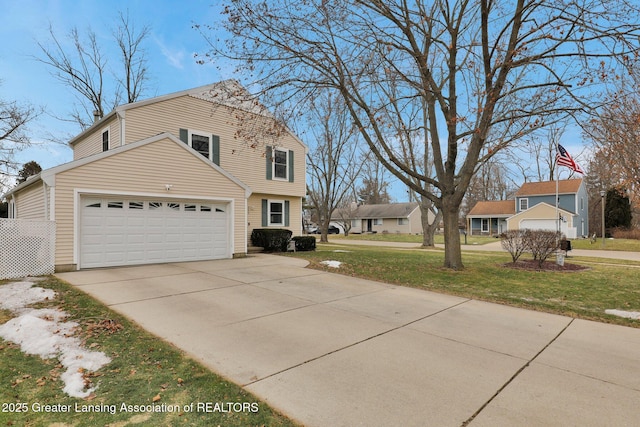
[332,202,425,234]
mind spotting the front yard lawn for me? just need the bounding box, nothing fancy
[288,244,640,327]
[329,233,497,246]
[0,277,297,427]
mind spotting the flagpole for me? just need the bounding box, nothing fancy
[556,141,560,236]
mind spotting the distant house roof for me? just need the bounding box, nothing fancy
[515,178,583,196]
[467,200,516,217]
[332,202,419,220]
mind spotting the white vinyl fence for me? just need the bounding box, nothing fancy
[0,219,55,279]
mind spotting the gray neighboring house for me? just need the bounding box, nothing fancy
[332,202,424,234]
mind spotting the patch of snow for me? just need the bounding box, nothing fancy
[321,260,342,268]
[332,250,352,253]
[0,281,111,398]
[605,309,640,320]
[0,281,56,311]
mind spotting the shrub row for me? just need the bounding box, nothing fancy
[500,229,563,267]
[250,229,316,252]
[611,227,640,240]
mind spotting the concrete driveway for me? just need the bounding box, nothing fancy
[56,254,640,426]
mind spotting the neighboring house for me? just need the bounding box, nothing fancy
[332,202,425,234]
[4,80,306,271]
[466,200,516,236]
[466,178,588,238]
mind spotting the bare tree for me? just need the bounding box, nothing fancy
[36,12,150,129]
[585,71,640,190]
[305,92,365,243]
[357,157,392,205]
[114,11,150,104]
[204,0,640,269]
[1,91,39,185]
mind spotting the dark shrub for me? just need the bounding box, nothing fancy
[292,236,316,251]
[500,229,529,263]
[525,229,562,268]
[251,228,292,252]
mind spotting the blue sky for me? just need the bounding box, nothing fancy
[0,0,228,174]
[0,0,587,201]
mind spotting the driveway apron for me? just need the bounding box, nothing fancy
[56,254,640,426]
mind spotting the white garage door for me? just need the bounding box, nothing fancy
[80,197,229,268]
[520,219,569,234]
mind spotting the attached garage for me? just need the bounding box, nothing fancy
[507,202,577,238]
[79,196,231,268]
[519,219,557,231]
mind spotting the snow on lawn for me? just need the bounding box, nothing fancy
[605,309,640,320]
[0,280,111,398]
[321,260,342,268]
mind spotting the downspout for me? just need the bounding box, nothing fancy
[117,109,126,146]
[42,181,48,220]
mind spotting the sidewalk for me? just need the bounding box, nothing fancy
[329,238,640,262]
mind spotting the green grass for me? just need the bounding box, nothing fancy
[570,237,640,252]
[330,232,497,246]
[0,277,298,427]
[287,244,640,327]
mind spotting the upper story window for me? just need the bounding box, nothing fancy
[273,148,288,180]
[190,131,211,160]
[519,198,528,211]
[266,146,294,182]
[179,128,220,165]
[102,128,109,152]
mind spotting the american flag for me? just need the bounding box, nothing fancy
[556,144,584,174]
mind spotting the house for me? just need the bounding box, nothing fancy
[3,80,306,271]
[332,202,424,234]
[466,200,516,236]
[466,178,588,238]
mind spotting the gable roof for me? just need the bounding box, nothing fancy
[515,178,583,197]
[5,132,251,198]
[69,80,306,150]
[467,200,516,217]
[507,202,575,221]
[335,202,420,220]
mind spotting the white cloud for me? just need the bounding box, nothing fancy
[154,35,185,70]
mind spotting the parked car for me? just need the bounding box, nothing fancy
[311,225,340,234]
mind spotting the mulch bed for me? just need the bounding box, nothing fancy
[504,258,590,272]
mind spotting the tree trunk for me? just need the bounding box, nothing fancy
[419,197,440,247]
[441,200,463,270]
[320,216,330,243]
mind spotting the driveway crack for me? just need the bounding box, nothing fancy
[243,298,472,387]
[461,317,575,426]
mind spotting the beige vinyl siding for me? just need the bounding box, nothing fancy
[506,203,574,230]
[14,182,46,219]
[73,116,121,160]
[247,194,302,240]
[54,137,247,266]
[123,95,305,196]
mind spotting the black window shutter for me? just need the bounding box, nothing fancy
[288,150,294,182]
[179,128,188,144]
[212,134,220,166]
[262,199,268,226]
[284,200,290,226]
[266,146,273,180]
